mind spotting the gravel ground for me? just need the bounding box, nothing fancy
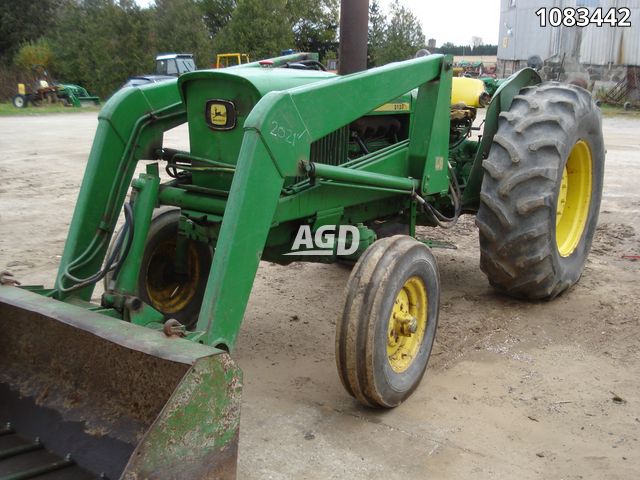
[0,111,638,479]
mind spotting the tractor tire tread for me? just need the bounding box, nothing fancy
[336,236,439,408]
[476,82,604,300]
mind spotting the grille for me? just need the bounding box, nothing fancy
[310,126,350,166]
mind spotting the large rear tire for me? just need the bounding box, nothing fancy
[336,236,439,408]
[476,82,605,299]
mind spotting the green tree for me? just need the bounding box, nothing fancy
[0,0,62,61]
[14,38,54,72]
[471,44,498,55]
[367,0,386,67]
[213,0,294,60]
[435,43,497,56]
[154,0,214,67]
[438,42,464,55]
[377,0,425,65]
[50,0,155,97]
[287,0,338,61]
[201,0,236,39]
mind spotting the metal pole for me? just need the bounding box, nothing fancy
[339,0,370,75]
[114,166,160,296]
[306,161,419,192]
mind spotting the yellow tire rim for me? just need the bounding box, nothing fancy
[556,140,593,257]
[387,276,428,373]
[145,240,201,313]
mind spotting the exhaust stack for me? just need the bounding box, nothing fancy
[339,0,370,75]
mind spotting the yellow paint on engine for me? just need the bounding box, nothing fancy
[451,77,486,108]
[375,102,410,112]
[18,83,25,95]
[374,77,487,114]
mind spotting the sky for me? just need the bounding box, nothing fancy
[135,0,501,47]
[378,0,501,46]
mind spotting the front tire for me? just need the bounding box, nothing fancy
[476,82,605,299]
[12,94,27,108]
[105,207,212,328]
[336,236,440,408]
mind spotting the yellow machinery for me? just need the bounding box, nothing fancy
[215,53,250,68]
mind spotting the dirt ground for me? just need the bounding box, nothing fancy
[0,112,638,479]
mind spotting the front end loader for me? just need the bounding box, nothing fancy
[0,49,604,477]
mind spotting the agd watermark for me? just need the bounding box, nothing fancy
[284,225,360,256]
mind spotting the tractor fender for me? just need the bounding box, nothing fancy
[460,68,542,211]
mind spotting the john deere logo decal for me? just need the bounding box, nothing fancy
[206,100,237,131]
[211,104,227,125]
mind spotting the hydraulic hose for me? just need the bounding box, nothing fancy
[58,202,135,293]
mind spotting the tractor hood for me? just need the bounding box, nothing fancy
[177,68,336,178]
[178,67,336,100]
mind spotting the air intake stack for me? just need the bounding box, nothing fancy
[338,0,370,75]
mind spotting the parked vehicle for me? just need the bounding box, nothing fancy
[120,53,196,89]
[12,66,100,108]
[214,53,250,68]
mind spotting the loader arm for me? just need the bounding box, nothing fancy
[2,78,246,480]
[197,54,453,348]
[54,81,186,301]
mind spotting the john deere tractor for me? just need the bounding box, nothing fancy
[0,23,604,480]
[12,66,100,108]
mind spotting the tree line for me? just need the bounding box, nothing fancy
[437,43,498,56]
[0,0,489,101]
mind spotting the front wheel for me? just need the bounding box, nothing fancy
[336,236,440,408]
[105,207,212,329]
[12,94,27,108]
[476,82,605,299]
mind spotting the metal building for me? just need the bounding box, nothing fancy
[497,0,640,105]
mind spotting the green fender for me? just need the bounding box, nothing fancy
[461,68,542,211]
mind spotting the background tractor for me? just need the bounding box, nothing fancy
[0,1,605,478]
[12,66,100,108]
[215,53,251,68]
[120,53,197,89]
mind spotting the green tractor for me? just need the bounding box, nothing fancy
[0,40,604,480]
[12,66,100,108]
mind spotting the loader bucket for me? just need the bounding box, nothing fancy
[0,287,241,480]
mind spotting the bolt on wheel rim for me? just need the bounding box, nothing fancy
[556,140,593,257]
[387,276,428,373]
